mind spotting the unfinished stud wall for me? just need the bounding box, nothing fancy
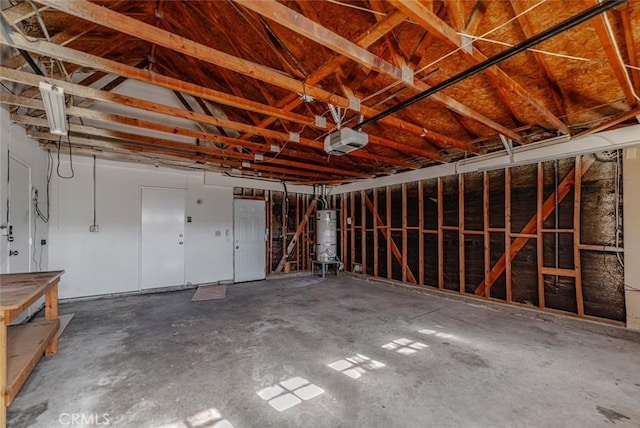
[234,188,316,274]
[237,153,624,324]
[337,154,625,324]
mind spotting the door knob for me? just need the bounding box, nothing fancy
[235,246,239,249]
[9,250,19,256]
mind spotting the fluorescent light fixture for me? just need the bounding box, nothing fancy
[39,82,68,136]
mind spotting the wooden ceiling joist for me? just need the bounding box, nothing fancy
[41,138,326,183]
[2,94,372,179]
[584,0,638,108]
[510,0,567,119]
[35,0,485,153]
[389,0,570,134]
[15,116,345,182]
[0,66,418,169]
[236,0,524,142]
[620,5,640,93]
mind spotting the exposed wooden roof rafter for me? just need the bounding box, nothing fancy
[235,0,523,142]
[584,0,638,108]
[389,0,570,134]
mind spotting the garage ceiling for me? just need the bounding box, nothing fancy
[1,0,639,183]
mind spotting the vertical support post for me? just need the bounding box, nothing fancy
[574,156,585,316]
[459,174,465,294]
[386,185,392,280]
[350,192,356,270]
[341,193,347,267]
[267,190,272,274]
[437,178,444,290]
[361,190,367,275]
[483,171,491,298]
[296,193,300,271]
[304,194,308,270]
[418,180,425,286]
[0,313,7,427]
[402,183,408,283]
[282,191,287,269]
[505,168,512,303]
[374,188,379,277]
[537,162,545,309]
[45,283,59,355]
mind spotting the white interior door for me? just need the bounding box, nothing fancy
[141,188,185,290]
[8,155,31,273]
[234,199,266,283]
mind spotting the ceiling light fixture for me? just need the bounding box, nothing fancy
[39,82,68,136]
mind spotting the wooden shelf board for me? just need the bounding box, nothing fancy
[5,319,59,406]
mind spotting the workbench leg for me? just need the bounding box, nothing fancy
[45,283,59,356]
[1,318,7,427]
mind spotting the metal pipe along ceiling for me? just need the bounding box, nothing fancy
[356,0,626,130]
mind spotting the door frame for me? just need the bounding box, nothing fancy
[233,198,267,283]
[7,153,32,273]
[138,185,186,291]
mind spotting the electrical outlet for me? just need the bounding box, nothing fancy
[89,225,99,232]
[41,239,47,245]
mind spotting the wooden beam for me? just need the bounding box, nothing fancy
[483,171,490,298]
[510,0,567,117]
[0,44,421,169]
[364,192,417,284]
[418,180,425,286]
[237,0,404,80]
[387,186,392,280]
[505,167,512,302]
[34,0,481,152]
[475,156,596,296]
[341,194,348,267]
[574,156,585,316]
[351,193,356,269]
[239,0,523,143]
[402,183,408,283]
[246,10,406,132]
[1,94,367,179]
[437,178,444,290]
[459,174,465,294]
[275,199,317,272]
[389,0,570,134]
[374,188,379,277]
[361,190,367,275]
[584,0,638,108]
[24,128,325,181]
[574,106,640,137]
[0,68,415,170]
[537,162,545,309]
[620,6,640,93]
[445,0,466,32]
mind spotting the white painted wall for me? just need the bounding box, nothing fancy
[48,157,235,299]
[0,104,50,274]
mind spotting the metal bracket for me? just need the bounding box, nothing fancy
[500,134,514,164]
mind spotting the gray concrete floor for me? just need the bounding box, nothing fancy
[8,275,640,428]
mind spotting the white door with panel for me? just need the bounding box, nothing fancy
[234,199,266,283]
[7,155,31,273]
[141,188,186,290]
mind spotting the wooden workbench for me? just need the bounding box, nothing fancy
[0,271,63,427]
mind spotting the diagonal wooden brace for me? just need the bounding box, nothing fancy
[364,194,417,284]
[276,199,317,273]
[475,156,595,296]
